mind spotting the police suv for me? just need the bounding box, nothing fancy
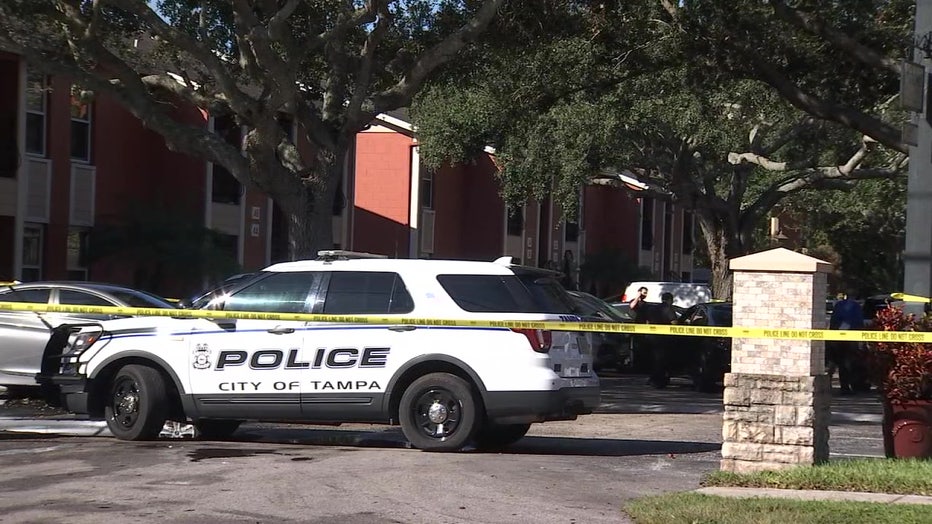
[40,252,599,451]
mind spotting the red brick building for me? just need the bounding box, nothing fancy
[0,54,698,297]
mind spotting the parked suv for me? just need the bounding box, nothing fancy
[39,253,599,451]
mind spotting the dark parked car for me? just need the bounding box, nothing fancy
[647,301,732,392]
[568,291,633,371]
[0,282,176,388]
[178,272,258,309]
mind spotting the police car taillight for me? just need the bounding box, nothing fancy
[621,293,628,302]
[512,329,552,353]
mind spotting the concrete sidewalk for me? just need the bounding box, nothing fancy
[696,486,932,506]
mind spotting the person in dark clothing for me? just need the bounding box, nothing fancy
[629,286,650,323]
[648,292,678,388]
[828,291,866,395]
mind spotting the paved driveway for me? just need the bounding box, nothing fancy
[0,374,886,523]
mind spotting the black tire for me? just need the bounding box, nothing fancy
[474,422,531,450]
[195,420,242,440]
[399,373,479,451]
[649,374,669,389]
[104,365,168,441]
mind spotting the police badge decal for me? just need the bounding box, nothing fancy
[192,344,211,370]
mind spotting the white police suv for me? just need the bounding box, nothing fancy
[39,252,599,451]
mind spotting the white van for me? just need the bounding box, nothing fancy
[617,281,713,309]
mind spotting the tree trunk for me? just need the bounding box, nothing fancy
[696,211,748,300]
[268,146,346,261]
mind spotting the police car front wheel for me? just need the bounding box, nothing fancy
[104,364,169,441]
[399,373,479,452]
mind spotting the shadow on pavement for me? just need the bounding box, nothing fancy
[224,426,721,458]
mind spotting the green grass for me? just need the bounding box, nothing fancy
[625,493,932,524]
[702,459,932,496]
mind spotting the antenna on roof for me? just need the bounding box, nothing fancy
[316,250,388,261]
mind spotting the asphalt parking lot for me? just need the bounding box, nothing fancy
[0,374,886,523]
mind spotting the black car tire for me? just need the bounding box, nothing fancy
[474,422,531,450]
[399,373,479,452]
[195,420,242,440]
[104,364,168,441]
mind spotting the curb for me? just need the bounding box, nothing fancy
[0,417,110,437]
[695,487,932,505]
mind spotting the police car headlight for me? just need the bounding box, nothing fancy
[69,331,102,355]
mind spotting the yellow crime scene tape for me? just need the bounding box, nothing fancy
[890,292,932,303]
[3,301,932,343]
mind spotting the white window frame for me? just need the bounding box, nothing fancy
[25,70,47,158]
[70,86,93,163]
[420,169,434,210]
[66,227,90,280]
[22,223,44,281]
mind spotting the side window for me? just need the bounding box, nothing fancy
[0,288,51,303]
[223,272,318,314]
[59,290,112,306]
[323,272,414,315]
[437,275,537,313]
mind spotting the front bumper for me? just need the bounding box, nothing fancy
[484,386,601,424]
[36,374,90,414]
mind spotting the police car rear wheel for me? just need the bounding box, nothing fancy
[399,373,478,452]
[195,420,242,440]
[104,365,168,441]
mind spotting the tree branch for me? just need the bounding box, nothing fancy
[371,0,505,113]
[727,151,814,172]
[768,0,900,75]
[110,0,258,117]
[750,58,906,153]
[345,1,393,126]
[742,146,906,228]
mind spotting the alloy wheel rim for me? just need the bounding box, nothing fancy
[111,377,141,428]
[413,387,462,441]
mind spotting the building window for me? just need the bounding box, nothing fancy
[66,228,90,281]
[215,232,239,262]
[277,114,295,143]
[507,206,524,237]
[640,198,654,250]
[211,115,242,205]
[70,86,92,162]
[22,224,43,281]
[420,169,434,209]
[25,71,47,157]
[564,220,579,243]
[682,210,695,254]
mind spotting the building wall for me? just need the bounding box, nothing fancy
[583,185,638,257]
[431,154,504,261]
[352,128,415,256]
[0,55,20,279]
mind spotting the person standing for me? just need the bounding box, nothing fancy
[648,292,678,388]
[828,291,865,395]
[629,286,650,323]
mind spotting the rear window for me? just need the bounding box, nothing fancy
[437,275,538,313]
[0,288,50,303]
[517,275,576,314]
[708,305,733,326]
[107,290,175,309]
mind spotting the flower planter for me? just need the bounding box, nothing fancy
[882,400,932,459]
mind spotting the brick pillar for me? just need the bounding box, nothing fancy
[721,248,832,473]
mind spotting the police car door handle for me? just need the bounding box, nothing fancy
[267,326,296,335]
[388,325,417,332]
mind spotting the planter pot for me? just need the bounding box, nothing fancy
[882,400,932,459]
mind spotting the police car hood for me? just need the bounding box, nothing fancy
[81,314,213,335]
